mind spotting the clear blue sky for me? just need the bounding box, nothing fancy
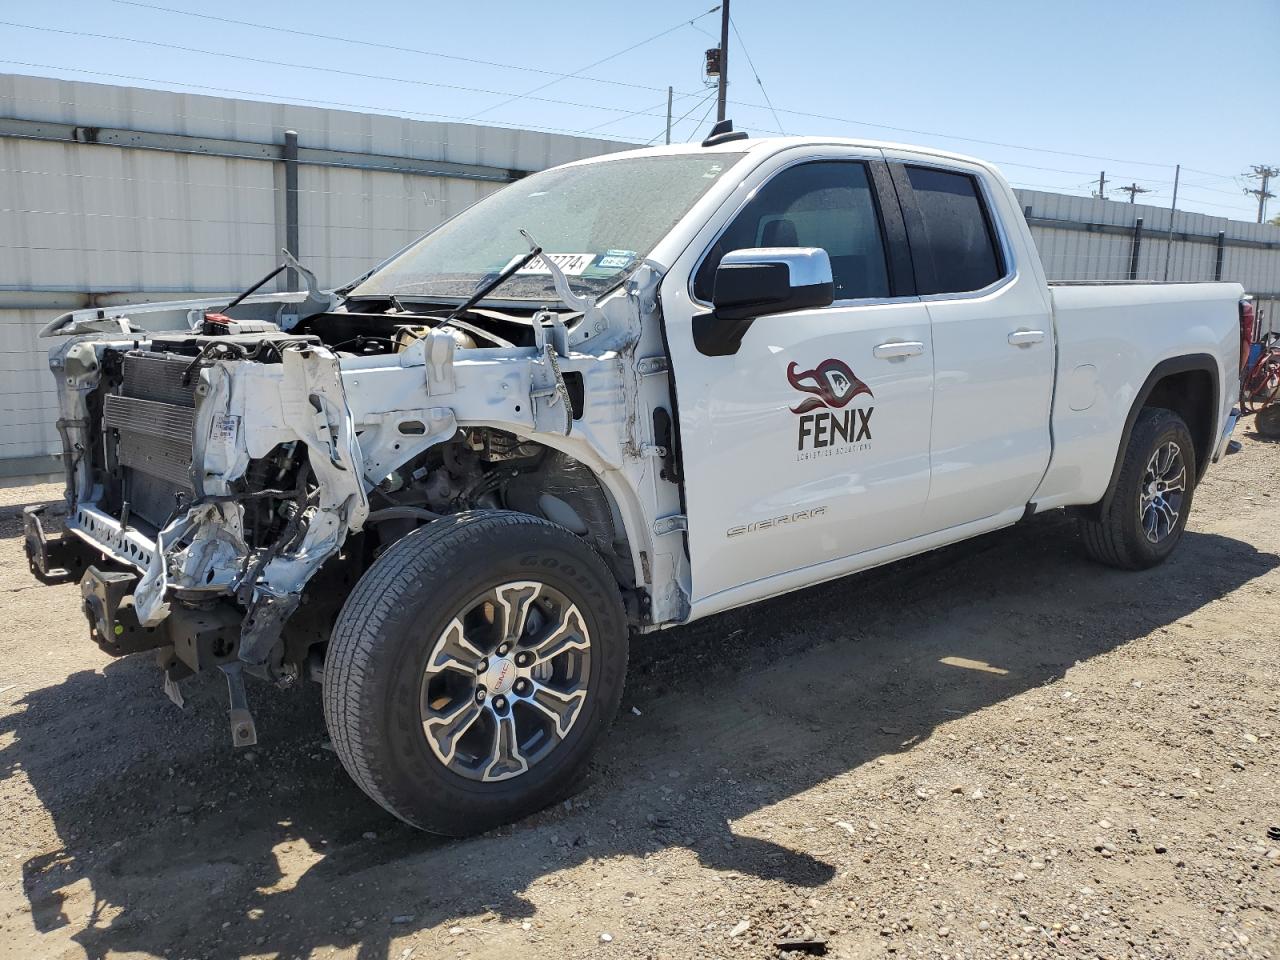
[3,0,1277,220]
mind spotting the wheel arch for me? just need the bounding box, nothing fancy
[1099,353,1219,512]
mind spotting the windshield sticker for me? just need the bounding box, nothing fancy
[503,253,595,276]
[596,249,638,270]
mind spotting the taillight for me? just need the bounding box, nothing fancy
[1240,299,1256,374]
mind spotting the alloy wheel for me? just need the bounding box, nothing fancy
[419,580,592,782]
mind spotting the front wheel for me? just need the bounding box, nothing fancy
[323,512,628,835]
[1080,407,1197,570]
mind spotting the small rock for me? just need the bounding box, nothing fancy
[1098,819,1112,829]
[1154,844,1168,854]
[175,804,194,815]
[978,920,991,931]
[938,926,951,937]
[729,919,751,937]
[362,831,378,840]
[1011,871,1027,882]
[630,706,642,716]
[970,789,985,800]
[391,915,414,924]
[599,932,614,943]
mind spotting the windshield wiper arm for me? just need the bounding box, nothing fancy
[445,240,543,322]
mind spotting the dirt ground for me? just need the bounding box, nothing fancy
[1,427,1277,960]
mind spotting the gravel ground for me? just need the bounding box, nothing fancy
[0,425,1277,960]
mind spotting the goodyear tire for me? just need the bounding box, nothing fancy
[1080,407,1197,570]
[323,511,628,835]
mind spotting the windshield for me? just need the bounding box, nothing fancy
[348,153,744,303]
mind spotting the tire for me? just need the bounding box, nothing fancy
[323,511,628,836]
[1080,407,1197,570]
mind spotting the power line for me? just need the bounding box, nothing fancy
[687,93,721,142]
[729,15,785,135]
[463,6,721,120]
[647,90,716,145]
[110,0,693,101]
[0,59,655,141]
[5,8,1251,190]
[0,19,689,125]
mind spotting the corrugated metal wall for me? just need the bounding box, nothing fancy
[3,73,1278,478]
[0,73,630,476]
[1016,189,1280,319]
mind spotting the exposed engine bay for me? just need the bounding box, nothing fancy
[35,254,688,745]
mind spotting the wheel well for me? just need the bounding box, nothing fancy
[1084,355,1219,520]
[1142,368,1216,479]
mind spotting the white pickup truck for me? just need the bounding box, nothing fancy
[31,126,1247,835]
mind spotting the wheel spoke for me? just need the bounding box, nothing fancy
[525,682,587,737]
[529,603,589,664]
[483,711,529,781]
[428,617,484,675]
[423,697,485,765]
[492,582,542,646]
[1155,497,1178,535]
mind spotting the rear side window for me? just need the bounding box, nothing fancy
[902,166,1003,295]
[694,160,891,303]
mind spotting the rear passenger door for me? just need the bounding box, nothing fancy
[886,156,1055,531]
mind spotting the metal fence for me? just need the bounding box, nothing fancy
[2,73,1278,480]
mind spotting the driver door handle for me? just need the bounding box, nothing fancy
[873,340,925,360]
[1008,329,1046,347]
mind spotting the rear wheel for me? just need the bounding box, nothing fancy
[1080,407,1196,570]
[323,512,628,835]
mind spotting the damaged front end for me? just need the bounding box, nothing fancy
[42,307,369,738]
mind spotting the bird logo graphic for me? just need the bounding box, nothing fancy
[786,359,873,414]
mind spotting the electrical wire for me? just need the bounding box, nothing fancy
[463,5,722,120]
[729,17,785,136]
[645,89,715,145]
[0,20,680,124]
[67,6,1247,183]
[109,0,699,100]
[0,59,651,141]
[685,95,720,143]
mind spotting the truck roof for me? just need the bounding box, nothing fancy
[567,134,999,176]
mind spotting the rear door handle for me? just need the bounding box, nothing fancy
[873,340,925,360]
[1008,330,1045,347]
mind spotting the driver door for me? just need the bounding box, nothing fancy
[661,151,934,611]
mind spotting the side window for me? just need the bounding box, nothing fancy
[902,166,1003,295]
[694,161,891,302]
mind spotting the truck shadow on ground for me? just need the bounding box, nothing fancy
[2,512,1276,959]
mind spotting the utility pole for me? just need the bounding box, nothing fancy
[1094,170,1107,200]
[665,86,673,145]
[1116,182,1152,204]
[716,0,730,123]
[1243,165,1278,223]
[1162,164,1180,282]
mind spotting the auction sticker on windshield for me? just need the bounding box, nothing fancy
[504,253,595,276]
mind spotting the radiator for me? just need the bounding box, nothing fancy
[105,353,198,529]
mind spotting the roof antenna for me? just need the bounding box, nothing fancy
[702,119,749,148]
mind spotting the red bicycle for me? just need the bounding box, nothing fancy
[1241,304,1280,437]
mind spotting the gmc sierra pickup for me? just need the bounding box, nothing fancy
[29,124,1248,835]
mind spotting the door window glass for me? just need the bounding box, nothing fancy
[695,161,890,302]
[903,166,1003,295]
